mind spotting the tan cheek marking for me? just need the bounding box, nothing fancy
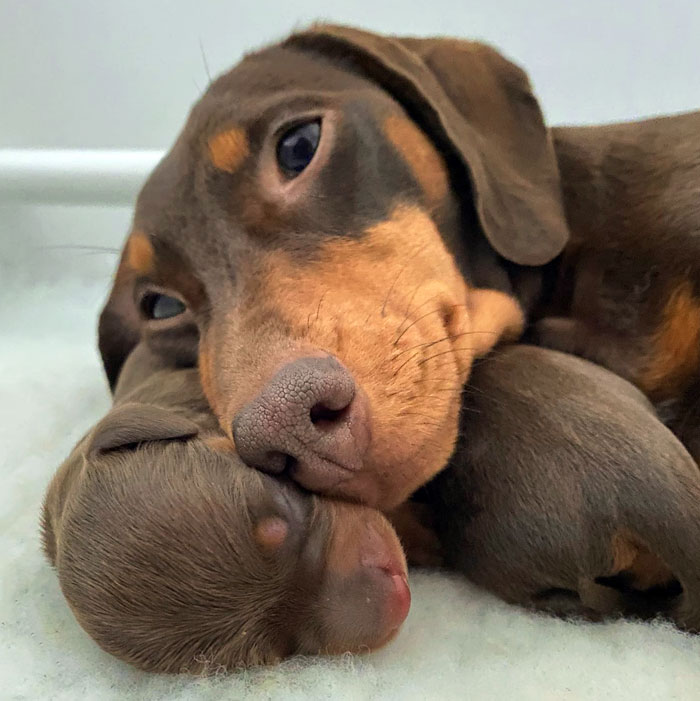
[126,231,154,275]
[254,516,289,552]
[208,127,250,173]
[383,114,449,204]
[226,206,516,508]
[640,280,700,397]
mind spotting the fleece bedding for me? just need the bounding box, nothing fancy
[2,202,700,701]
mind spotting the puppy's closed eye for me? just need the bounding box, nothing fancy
[86,402,200,455]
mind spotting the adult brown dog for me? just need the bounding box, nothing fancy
[98,24,700,510]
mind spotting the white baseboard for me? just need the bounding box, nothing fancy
[0,149,164,206]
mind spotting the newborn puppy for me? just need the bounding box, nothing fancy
[41,347,410,673]
[417,345,700,629]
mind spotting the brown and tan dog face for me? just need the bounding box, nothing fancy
[42,371,410,673]
[99,25,569,509]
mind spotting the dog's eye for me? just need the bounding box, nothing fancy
[141,292,186,320]
[276,120,321,176]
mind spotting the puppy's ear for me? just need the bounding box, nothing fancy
[86,403,200,455]
[287,25,569,266]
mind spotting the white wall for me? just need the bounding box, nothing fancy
[2,0,700,150]
[1,0,698,318]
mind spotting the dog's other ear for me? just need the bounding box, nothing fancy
[287,25,569,266]
[86,403,199,455]
[99,253,141,392]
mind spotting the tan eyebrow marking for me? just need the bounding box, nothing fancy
[126,231,155,275]
[208,127,250,173]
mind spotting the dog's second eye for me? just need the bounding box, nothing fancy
[141,293,186,320]
[276,120,321,176]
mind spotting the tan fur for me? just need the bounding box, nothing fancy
[383,114,450,205]
[640,281,700,398]
[125,231,154,275]
[208,127,250,173]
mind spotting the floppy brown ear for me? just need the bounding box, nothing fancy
[99,254,141,392]
[86,402,200,455]
[286,25,569,266]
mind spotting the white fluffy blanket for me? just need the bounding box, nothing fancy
[2,204,700,700]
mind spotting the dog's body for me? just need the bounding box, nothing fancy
[446,110,700,462]
[417,345,700,630]
[42,346,411,673]
[542,113,700,460]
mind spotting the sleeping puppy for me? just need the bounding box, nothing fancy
[414,345,700,629]
[41,347,410,673]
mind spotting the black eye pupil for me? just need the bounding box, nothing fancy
[276,120,321,176]
[143,293,186,320]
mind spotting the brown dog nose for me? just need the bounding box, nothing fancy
[232,356,371,493]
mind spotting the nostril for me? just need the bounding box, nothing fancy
[309,402,348,428]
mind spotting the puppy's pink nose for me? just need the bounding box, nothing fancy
[233,356,371,493]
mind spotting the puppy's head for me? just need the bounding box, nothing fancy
[42,404,409,673]
[99,25,568,509]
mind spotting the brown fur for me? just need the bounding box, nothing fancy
[42,347,410,673]
[416,345,700,629]
[610,530,673,591]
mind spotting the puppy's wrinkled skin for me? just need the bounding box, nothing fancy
[41,348,410,674]
[418,345,700,630]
